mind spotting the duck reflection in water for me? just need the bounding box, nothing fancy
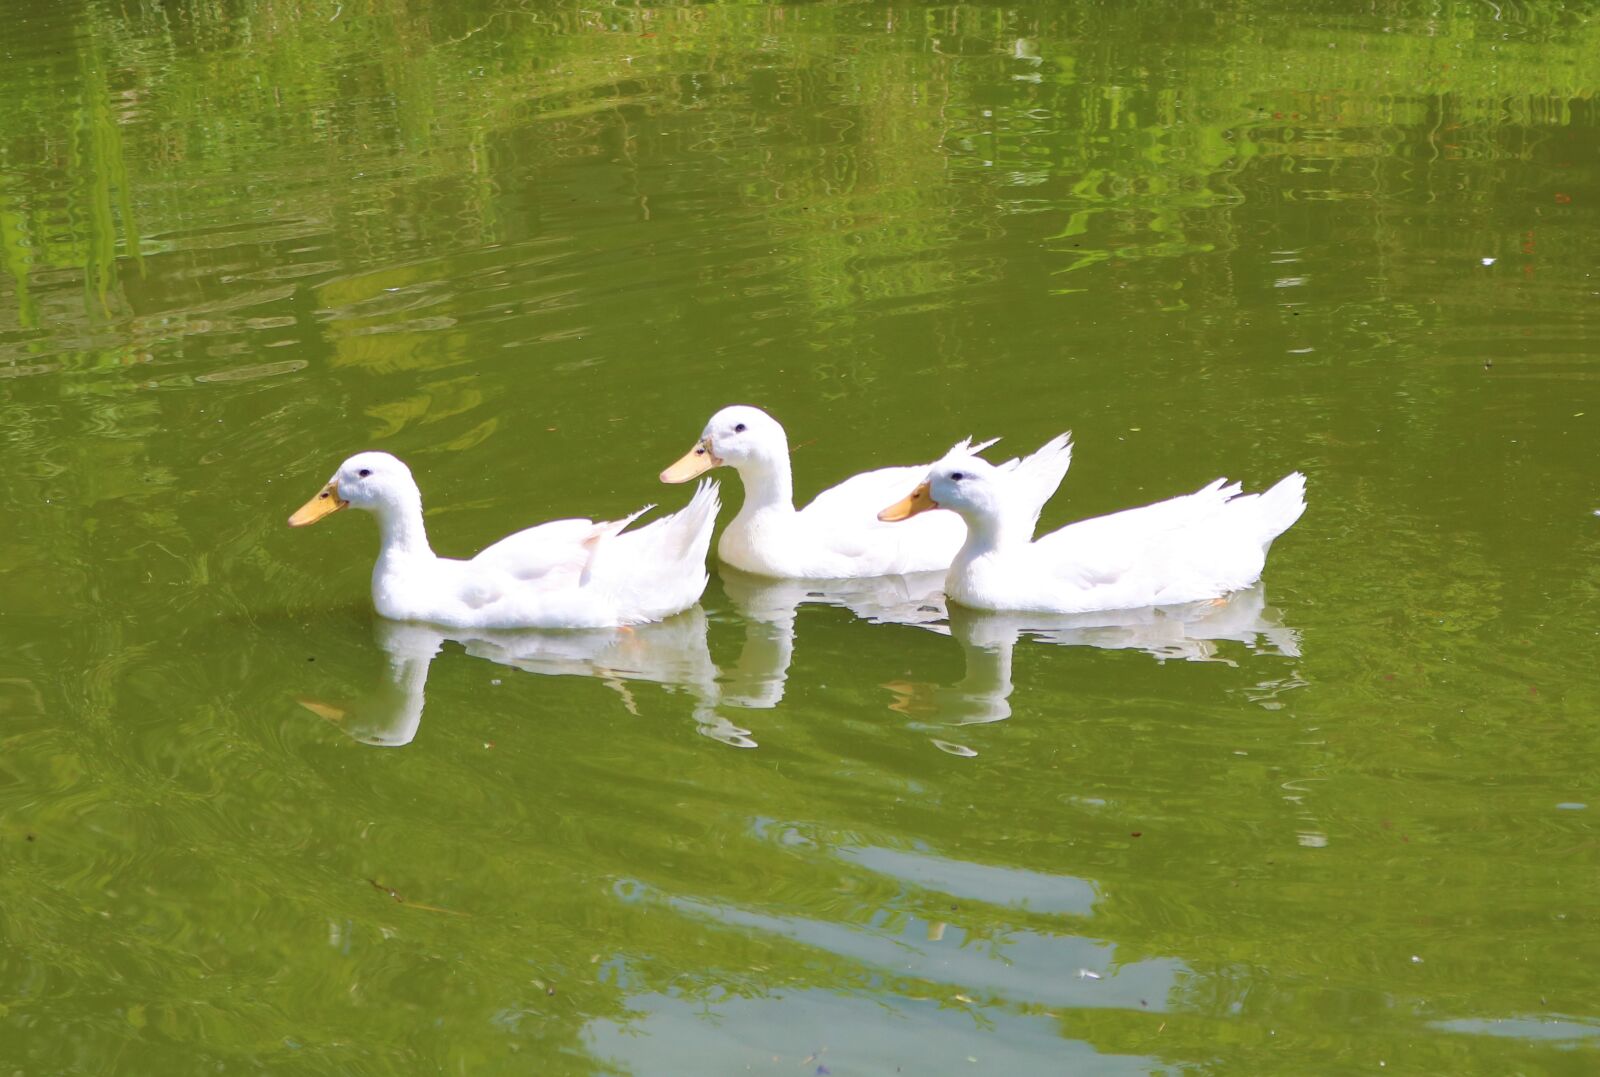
[305,569,952,749]
[300,607,759,749]
[302,581,1296,754]
[716,567,948,708]
[883,584,1300,750]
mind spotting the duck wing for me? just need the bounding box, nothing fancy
[1032,478,1243,586]
[799,461,968,565]
[802,463,938,524]
[473,517,598,582]
[802,436,1000,522]
[993,433,1072,536]
[583,479,720,621]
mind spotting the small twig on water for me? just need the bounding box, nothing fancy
[367,878,471,916]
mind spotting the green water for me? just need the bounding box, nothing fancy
[3,0,1598,1072]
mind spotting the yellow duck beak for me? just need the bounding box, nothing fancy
[878,482,938,522]
[660,439,721,483]
[288,481,348,527]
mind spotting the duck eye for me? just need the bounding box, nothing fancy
[733,423,747,433]
[358,468,372,478]
[950,472,966,482]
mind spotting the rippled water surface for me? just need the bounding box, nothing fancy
[3,1,1599,1073]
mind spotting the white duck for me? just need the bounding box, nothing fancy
[660,404,1072,579]
[880,445,1305,614]
[288,451,719,629]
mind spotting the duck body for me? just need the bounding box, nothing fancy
[662,405,1072,580]
[716,460,968,578]
[882,446,1305,615]
[290,451,719,630]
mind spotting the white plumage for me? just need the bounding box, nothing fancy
[661,404,1072,579]
[881,438,1305,614]
[288,451,718,629]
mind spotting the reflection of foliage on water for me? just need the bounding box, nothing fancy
[2,0,1596,341]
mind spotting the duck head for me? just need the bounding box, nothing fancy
[879,454,1002,525]
[661,404,788,482]
[288,451,418,526]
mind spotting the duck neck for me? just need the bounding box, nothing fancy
[732,455,796,519]
[956,509,1027,561]
[372,490,435,562]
